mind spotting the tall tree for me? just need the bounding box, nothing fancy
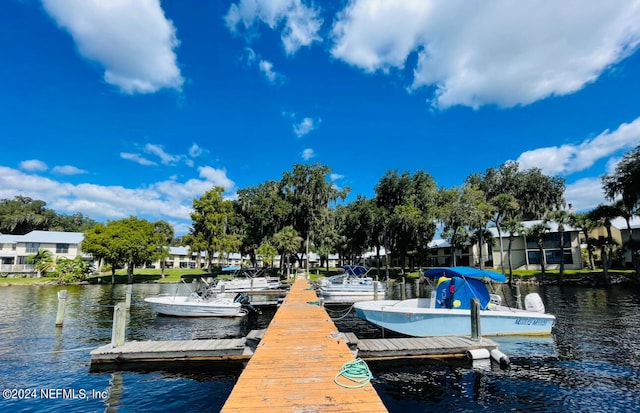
[589,203,620,285]
[281,164,349,273]
[375,170,437,273]
[489,194,519,274]
[503,219,525,284]
[545,209,572,284]
[0,196,56,234]
[602,145,640,212]
[153,220,174,278]
[570,212,598,270]
[189,187,237,271]
[524,223,550,281]
[273,226,303,278]
[468,162,565,221]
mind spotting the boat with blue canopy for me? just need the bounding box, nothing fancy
[354,266,555,337]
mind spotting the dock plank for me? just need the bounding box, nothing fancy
[221,278,388,413]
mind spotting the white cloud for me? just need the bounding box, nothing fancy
[0,164,237,234]
[293,117,319,137]
[302,148,315,160]
[120,152,157,166]
[225,0,323,55]
[197,166,236,192]
[259,60,281,84]
[331,1,640,108]
[41,0,184,94]
[330,173,344,181]
[52,165,87,175]
[516,117,640,176]
[19,159,48,172]
[189,143,203,158]
[563,177,608,213]
[144,143,180,165]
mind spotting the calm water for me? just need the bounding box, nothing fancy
[1,281,639,412]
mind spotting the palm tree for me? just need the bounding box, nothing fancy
[28,248,55,277]
[570,212,598,270]
[545,209,572,284]
[524,223,550,281]
[503,219,525,284]
[490,194,519,274]
[589,204,620,284]
[273,226,303,278]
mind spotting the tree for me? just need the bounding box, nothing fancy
[153,220,174,278]
[502,219,524,284]
[189,187,238,271]
[0,196,56,234]
[235,180,292,265]
[27,248,55,277]
[489,194,519,274]
[467,162,565,221]
[273,226,303,278]
[50,212,97,232]
[281,164,349,273]
[524,223,550,281]
[256,241,277,268]
[570,212,598,270]
[82,217,161,284]
[375,170,437,273]
[589,204,621,285]
[602,145,640,212]
[436,185,484,267]
[545,209,572,284]
[82,223,122,284]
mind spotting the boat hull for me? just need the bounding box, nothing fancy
[354,299,555,336]
[144,296,244,317]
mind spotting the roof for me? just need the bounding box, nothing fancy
[487,219,580,237]
[0,231,84,244]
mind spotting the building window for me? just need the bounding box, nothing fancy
[56,243,69,254]
[25,243,40,253]
[528,250,573,265]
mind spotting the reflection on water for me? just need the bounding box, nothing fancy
[1,281,640,412]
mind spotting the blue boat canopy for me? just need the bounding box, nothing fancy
[222,265,241,272]
[343,265,371,277]
[424,266,507,283]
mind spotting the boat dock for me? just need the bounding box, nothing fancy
[221,277,388,413]
[89,277,506,410]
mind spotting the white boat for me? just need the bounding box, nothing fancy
[319,265,386,303]
[210,266,282,293]
[144,274,247,317]
[354,267,556,337]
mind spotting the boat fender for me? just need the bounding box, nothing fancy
[490,349,510,369]
[466,348,490,360]
[524,293,546,313]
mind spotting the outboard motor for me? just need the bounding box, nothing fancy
[235,292,260,314]
[524,293,546,313]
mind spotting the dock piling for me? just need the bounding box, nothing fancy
[470,298,481,341]
[55,290,68,327]
[111,302,127,348]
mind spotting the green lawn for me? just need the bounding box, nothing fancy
[1,267,635,285]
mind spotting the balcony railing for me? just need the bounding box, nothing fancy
[0,264,35,273]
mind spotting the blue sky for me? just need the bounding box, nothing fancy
[2,0,640,235]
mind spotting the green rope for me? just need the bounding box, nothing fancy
[334,358,373,389]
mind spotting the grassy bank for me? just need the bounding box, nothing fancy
[1,267,635,286]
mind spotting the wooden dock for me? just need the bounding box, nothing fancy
[221,277,389,413]
[90,338,252,364]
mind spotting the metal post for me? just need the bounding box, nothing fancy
[470,298,481,341]
[55,290,68,327]
[373,281,379,300]
[401,278,406,301]
[512,283,522,309]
